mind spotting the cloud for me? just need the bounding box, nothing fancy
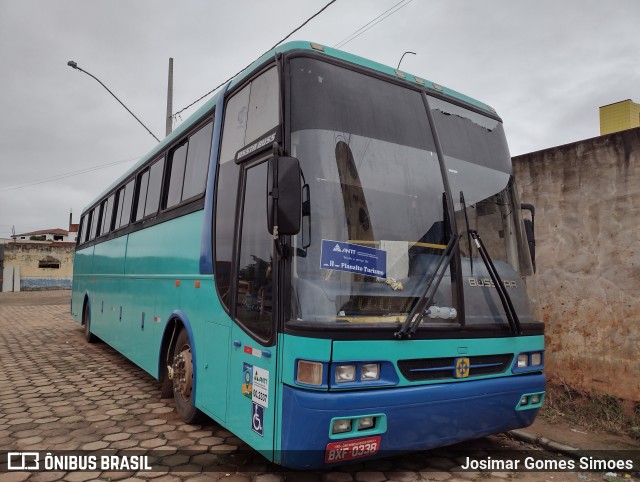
[0,0,638,236]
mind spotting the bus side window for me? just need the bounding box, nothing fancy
[215,82,251,312]
[215,66,279,315]
[235,161,273,340]
[164,142,188,209]
[88,206,99,241]
[101,194,115,236]
[134,169,150,222]
[144,157,164,217]
[115,179,135,229]
[79,214,88,245]
[182,121,213,201]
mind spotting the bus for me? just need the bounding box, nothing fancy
[71,40,544,469]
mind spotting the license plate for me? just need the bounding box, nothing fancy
[325,436,381,463]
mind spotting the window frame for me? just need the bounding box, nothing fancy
[100,193,115,237]
[133,168,151,224]
[78,214,88,246]
[182,121,214,203]
[143,156,165,219]
[161,118,214,212]
[115,178,135,230]
[233,156,276,345]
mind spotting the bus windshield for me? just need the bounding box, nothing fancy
[289,57,532,328]
[429,97,535,326]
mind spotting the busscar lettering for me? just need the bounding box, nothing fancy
[468,278,517,289]
[237,133,276,160]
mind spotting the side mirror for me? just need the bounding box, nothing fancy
[267,156,302,236]
[520,203,536,273]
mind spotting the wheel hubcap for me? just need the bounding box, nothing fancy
[172,347,193,400]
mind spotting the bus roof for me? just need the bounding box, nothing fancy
[87,41,497,211]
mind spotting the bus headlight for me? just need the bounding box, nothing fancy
[360,363,380,381]
[517,354,529,368]
[297,360,323,386]
[331,419,352,434]
[531,353,543,366]
[357,416,375,430]
[513,352,544,373]
[335,364,356,383]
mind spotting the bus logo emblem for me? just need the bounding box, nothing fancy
[454,357,470,378]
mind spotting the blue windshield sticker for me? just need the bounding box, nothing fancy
[320,239,387,279]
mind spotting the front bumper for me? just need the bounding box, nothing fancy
[280,373,545,469]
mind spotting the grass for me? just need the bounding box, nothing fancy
[540,381,640,439]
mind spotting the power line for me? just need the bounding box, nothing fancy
[0,156,140,193]
[265,0,337,51]
[333,0,413,49]
[172,0,338,119]
[333,0,407,48]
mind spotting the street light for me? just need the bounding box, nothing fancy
[66,60,161,143]
[396,51,416,71]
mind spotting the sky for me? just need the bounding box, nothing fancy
[0,0,638,238]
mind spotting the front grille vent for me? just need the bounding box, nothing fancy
[397,354,513,382]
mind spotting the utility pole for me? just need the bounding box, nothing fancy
[166,58,174,137]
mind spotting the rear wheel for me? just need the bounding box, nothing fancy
[82,301,97,343]
[171,328,202,423]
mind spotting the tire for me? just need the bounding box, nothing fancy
[82,301,98,343]
[171,328,202,423]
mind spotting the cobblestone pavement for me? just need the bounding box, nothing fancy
[0,291,602,482]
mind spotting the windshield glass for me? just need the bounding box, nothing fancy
[289,58,453,325]
[428,97,535,325]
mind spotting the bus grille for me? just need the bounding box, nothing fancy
[397,354,513,381]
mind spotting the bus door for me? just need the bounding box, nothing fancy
[228,159,278,456]
[214,64,281,455]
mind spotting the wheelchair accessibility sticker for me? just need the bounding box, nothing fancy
[251,402,264,436]
[320,239,387,278]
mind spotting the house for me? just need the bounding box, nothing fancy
[1,215,77,292]
[12,215,79,243]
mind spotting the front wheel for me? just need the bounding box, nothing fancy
[171,328,202,423]
[82,302,97,343]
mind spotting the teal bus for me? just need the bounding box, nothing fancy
[71,41,544,469]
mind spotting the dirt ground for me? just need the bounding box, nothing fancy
[522,416,639,450]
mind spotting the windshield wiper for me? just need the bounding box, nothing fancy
[460,191,473,276]
[394,234,460,339]
[468,230,522,335]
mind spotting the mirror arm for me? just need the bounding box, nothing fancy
[520,203,536,273]
[270,142,288,259]
[520,203,535,234]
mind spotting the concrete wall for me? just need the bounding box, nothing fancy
[0,242,74,291]
[513,127,640,401]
